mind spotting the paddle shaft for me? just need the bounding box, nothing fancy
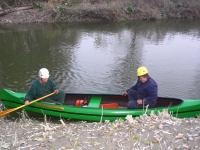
[0,92,54,117]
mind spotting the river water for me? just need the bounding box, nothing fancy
[0,20,200,100]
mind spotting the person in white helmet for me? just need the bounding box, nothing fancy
[24,68,65,105]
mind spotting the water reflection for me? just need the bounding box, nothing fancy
[0,20,200,99]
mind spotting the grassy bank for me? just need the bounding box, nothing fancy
[53,0,200,21]
[0,0,200,23]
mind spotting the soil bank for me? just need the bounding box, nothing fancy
[0,0,200,24]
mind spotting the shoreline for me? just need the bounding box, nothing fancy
[0,110,200,149]
[0,0,200,24]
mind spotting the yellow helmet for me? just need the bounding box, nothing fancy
[137,66,148,76]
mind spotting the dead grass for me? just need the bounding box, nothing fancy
[0,0,200,23]
[52,0,200,21]
[0,110,200,149]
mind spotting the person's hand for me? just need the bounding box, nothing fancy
[137,99,143,104]
[24,100,30,106]
[123,92,128,96]
[54,90,59,94]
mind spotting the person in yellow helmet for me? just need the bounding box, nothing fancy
[123,66,158,108]
[24,68,65,106]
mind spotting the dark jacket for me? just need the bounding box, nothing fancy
[25,78,57,101]
[127,77,158,106]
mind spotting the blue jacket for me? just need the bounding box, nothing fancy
[127,77,158,106]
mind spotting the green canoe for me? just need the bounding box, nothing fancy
[0,88,200,121]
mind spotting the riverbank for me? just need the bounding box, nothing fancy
[0,110,200,149]
[0,0,200,24]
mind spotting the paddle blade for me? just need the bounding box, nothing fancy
[100,103,118,109]
[0,108,15,117]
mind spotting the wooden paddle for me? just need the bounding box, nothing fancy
[0,92,54,117]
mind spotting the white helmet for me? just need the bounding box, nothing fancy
[38,68,49,78]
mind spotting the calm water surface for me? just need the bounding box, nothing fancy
[0,20,200,100]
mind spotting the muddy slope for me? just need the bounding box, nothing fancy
[0,0,200,24]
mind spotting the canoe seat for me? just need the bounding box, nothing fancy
[88,96,102,108]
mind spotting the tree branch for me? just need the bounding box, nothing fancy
[0,5,33,16]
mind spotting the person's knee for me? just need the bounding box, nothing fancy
[59,90,65,96]
[128,89,137,95]
[127,101,137,108]
[58,90,65,104]
[128,89,138,101]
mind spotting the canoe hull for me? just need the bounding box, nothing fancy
[1,89,200,121]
